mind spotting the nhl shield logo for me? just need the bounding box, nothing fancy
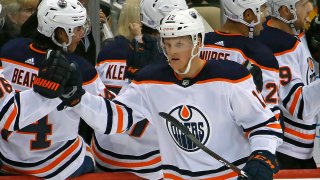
[166,105,210,152]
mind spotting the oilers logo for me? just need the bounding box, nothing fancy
[166,105,210,152]
[307,57,316,84]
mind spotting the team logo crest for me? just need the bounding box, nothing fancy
[57,0,67,8]
[166,105,210,152]
[189,11,197,19]
[307,57,316,83]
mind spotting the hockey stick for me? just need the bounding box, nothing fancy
[159,112,248,179]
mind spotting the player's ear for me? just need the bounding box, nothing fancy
[243,9,256,24]
[278,5,291,20]
[54,27,68,44]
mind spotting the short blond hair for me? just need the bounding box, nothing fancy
[117,0,141,40]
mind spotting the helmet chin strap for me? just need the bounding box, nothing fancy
[173,44,198,75]
[274,9,298,36]
[248,21,254,39]
[52,34,72,52]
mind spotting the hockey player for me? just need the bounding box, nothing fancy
[0,50,73,132]
[257,0,318,169]
[0,0,106,178]
[0,3,72,132]
[70,8,283,179]
[93,0,188,179]
[200,0,281,121]
[95,0,141,94]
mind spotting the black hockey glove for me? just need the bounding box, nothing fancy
[237,150,279,180]
[33,50,71,99]
[306,16,320,63]
[57,63,85,110]
[243,60,263,92]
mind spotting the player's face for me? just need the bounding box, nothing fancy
[254,3,269,36]
[67,26,85,53]
[163,36,195,73]
[294,0,310,31]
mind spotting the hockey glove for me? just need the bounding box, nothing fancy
[237,150,279,180]
[57,63,85,110]
[33,50,71,99]
[243,60,263,92]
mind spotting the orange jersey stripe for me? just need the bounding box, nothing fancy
[92,142,161,168]
[96,60,126,66]
[132,75,252,85]
[1,58,38,71]
[284,127,315,140]
[215,31,243,36]
[132,80,175,85]
[266,20,301,57]
[164,173,184,180]
[2,137,81,174]
[83,74,98,86]
[116,105,124,133]
[203,44,279,72]
[197,74,252,84]
[245,122,281,138]
[164,171,238,180]
[29,44,46,54]
[3,104,18,130]
[266,123,282,130]
[274,41,299,56]
[289,87,302,115]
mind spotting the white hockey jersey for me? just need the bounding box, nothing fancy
[258,23,318,159]
[74,60,283,179]
[95,37,162,179]
[200,31,281,120]
[0,73,61,132]
[96,36,131,94]
[92,124,162,179]
[0,38,105,179]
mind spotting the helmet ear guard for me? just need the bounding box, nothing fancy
[223,0,267,27]
[223,0,267,38]
[158,8,205,75]
[37,0,87,51]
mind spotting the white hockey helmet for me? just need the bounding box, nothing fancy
[223,0,267,27]
[140,0,188,29]
[37,0,87,50]
[268,0,299,23]
[158,8,204,75]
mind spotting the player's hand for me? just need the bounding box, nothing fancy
[33,50,72,99]
[243,60,263,92]
[237,150,279,180]
[57,62,85,110]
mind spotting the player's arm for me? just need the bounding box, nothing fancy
[0,50,74,131]
[230,77,283,153]
[229,77,283,180]
[278,52,320,121]
[70,82,148,134]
